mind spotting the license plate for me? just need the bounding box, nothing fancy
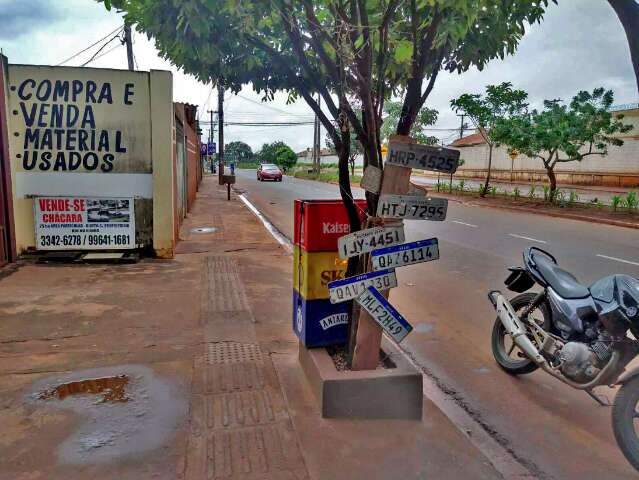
[328,268,398,304]
[386,141,460,173]
[357,286,413,343]
[371,238,439,271]
[337,225,405,259]
[376,195,447,221]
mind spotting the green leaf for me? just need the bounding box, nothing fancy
[394,40,413,63]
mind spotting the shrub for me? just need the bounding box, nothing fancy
[612,195,622,211]
[542,185,550,202]
[490,186,497,197]
[513,187,521,199]
[528,184,537,199]
[568,191,579,206]
[625,191,638,210]
[458,180,466,195]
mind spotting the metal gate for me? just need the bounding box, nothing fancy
[0,55,15,266]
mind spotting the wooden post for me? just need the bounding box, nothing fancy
[351,135,413,370]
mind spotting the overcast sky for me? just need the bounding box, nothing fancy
[1,0,637,151]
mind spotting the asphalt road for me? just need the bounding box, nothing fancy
[236,169,639,480]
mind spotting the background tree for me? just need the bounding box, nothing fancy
[256,141,297,170]
[380,101,438,146]
[274,145,298,171]
[451,82,529,196]
[608,0,639,97]
[326,132,361,177]
[225,141,253,164]
[492,88,633,201]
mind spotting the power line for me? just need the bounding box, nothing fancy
[235,93,313,117]
[83,43,123,66]
[56,26,123,66]
[81,32,124,67]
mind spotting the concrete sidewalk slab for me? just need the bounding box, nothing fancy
[0,175,502,480]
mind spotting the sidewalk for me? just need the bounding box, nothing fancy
[0,175,500,480]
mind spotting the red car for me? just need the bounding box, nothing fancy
[257,164,283,182]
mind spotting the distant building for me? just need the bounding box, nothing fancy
[448,104,639,188]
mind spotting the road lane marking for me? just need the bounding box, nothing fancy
[452,220,478,228]
[596,254,639,267]
[508,233,547,244]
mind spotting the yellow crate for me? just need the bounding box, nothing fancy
[293,246,348,300]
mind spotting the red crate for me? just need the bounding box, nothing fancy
[294,199,368,252]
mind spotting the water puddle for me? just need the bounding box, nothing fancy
[28,365,186,465]
[38,375,130,403]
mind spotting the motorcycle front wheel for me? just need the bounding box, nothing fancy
[491,292,550,375]
[613,375,639,472]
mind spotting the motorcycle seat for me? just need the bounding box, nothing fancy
[532,253,590,299]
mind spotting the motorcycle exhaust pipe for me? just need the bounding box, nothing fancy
[488,291,546,365]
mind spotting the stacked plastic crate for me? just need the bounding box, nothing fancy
[292,199,367,347]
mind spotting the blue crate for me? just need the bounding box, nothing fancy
[292,289,350,347]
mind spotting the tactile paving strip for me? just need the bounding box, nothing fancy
[205,342,264,365]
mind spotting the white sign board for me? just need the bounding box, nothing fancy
[386,141,460,173]
[328,268,398,304]
[338,225,405,259]
[357,286,413,343]
[360,165,382,194]
[377,195,448,221]
[371,238,439,271]
[35,197,135,250]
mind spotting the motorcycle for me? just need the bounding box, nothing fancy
[488,247,639,472]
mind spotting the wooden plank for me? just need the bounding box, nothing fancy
[351,135,413,371]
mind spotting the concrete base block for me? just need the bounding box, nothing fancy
[299,339,423,420]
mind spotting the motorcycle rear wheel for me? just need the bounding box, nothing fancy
[491,292,550,375]
[613,375,639,472]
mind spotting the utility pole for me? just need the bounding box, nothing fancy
[207,109,215,173]
[217,81,225,185]
[124,24,134,71]
[457,113,467,139]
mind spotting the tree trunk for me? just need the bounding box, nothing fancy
[349,156,355,177]
[609,0,639,97]
[547,166,557,202]
[480,143,493,197]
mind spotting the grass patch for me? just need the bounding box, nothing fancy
[293,168,362,184]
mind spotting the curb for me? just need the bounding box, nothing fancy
[403,183,639,230]
[463,200,639,230]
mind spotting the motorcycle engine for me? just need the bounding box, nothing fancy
[558,342,602,383]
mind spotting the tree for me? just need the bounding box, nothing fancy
[103,0,555,365]
[225,141,253,164]
[326,132,361,176]
[256,141,296,168]
[608,0,639,97]
[492,88,633,201]
[451,82,528,196]
[275,145,298,171]
[380,101,438,146]
[102,0,554,234]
